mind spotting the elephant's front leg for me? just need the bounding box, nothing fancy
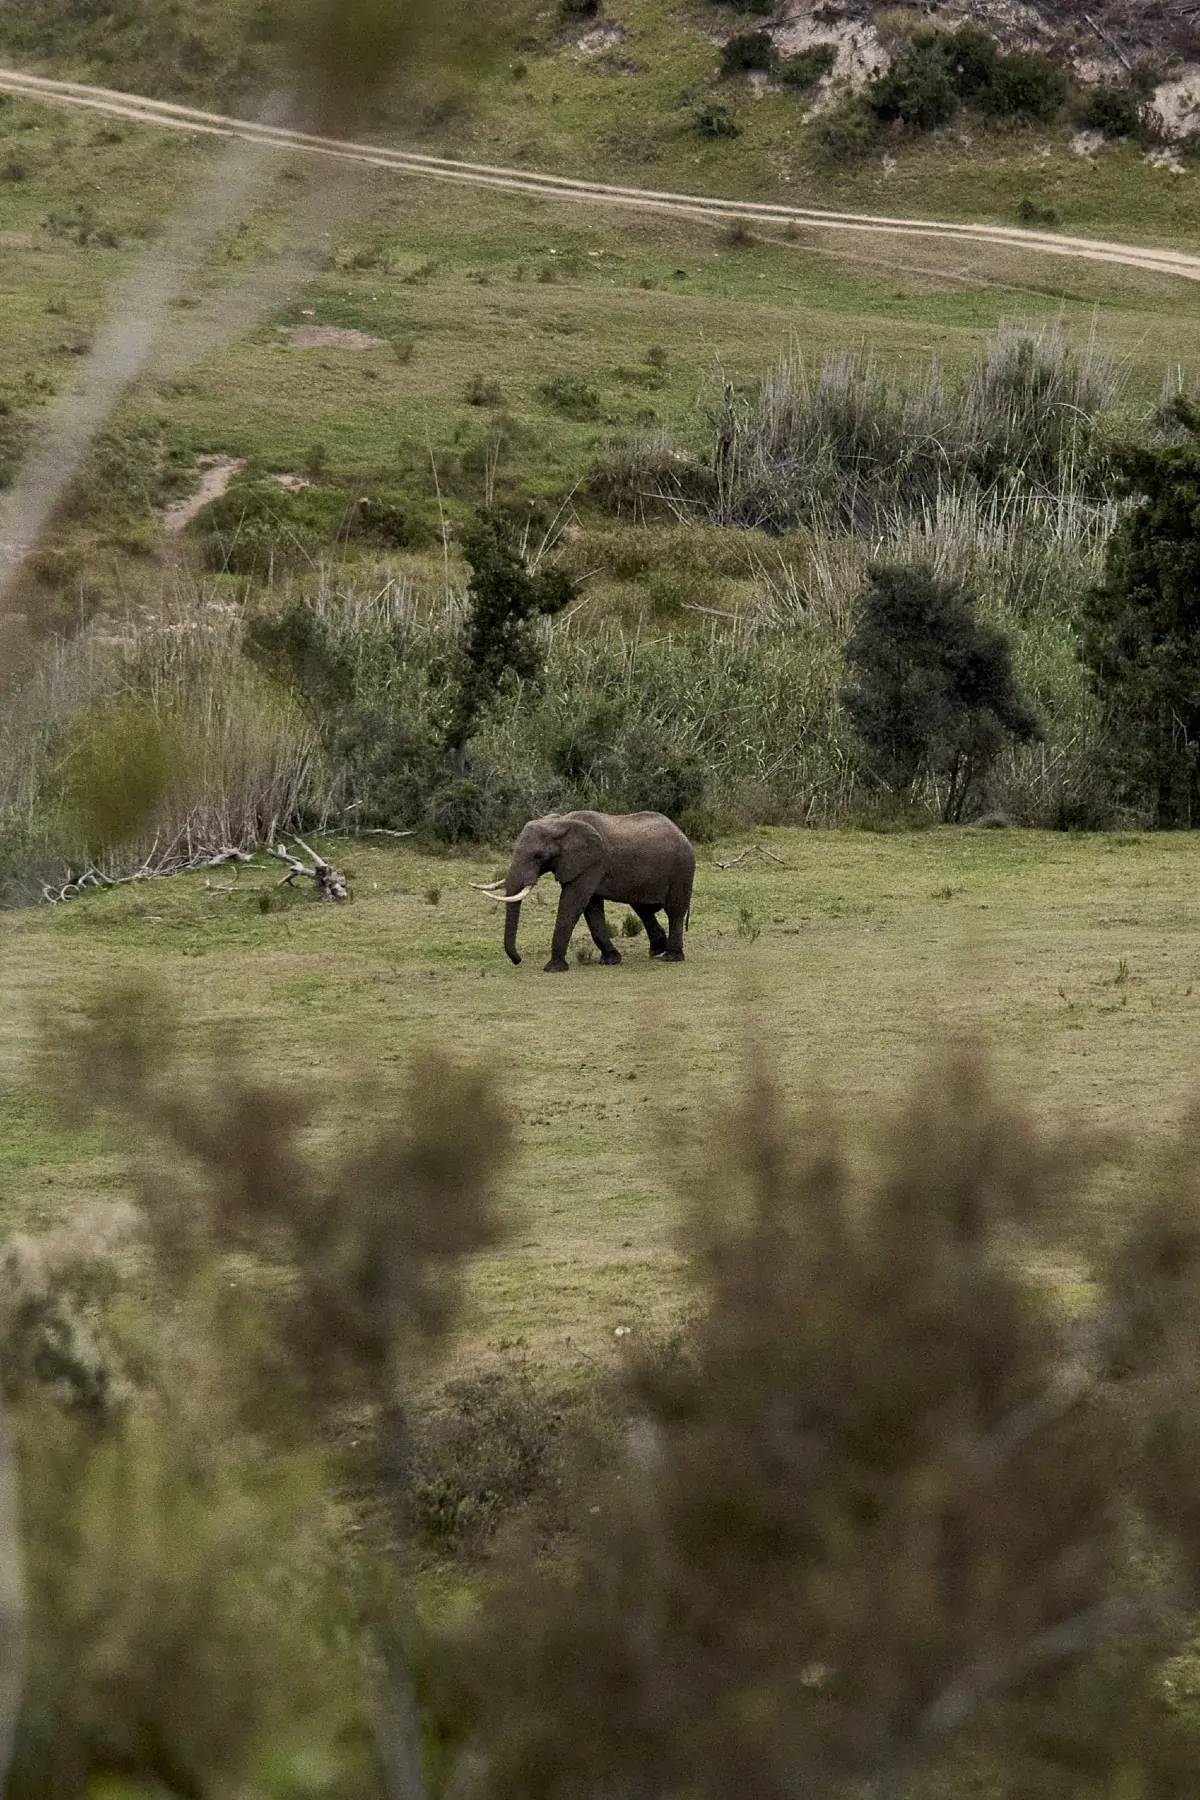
[545,879,590,972]
[584,896,621,966]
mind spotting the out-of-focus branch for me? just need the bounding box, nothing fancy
[0,1394,25,1796]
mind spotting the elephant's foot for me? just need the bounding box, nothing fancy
[600,950,622,967]
[661,949,685,963]
[543,957,571,973]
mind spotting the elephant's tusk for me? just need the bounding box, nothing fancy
[481,884,533,903]
[471,881,507,892]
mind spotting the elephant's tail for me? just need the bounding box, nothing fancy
[685,905,691,932]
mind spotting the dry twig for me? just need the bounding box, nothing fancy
[715,845,786,871]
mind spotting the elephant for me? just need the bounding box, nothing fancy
[474,810,695,972]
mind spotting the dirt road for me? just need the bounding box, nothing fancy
[2,64,1199,282]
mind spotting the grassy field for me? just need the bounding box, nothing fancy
[3,86,1200,612]
[3,0,1199,242]
[4,15,1200,1368]
[4,826,1198,1371]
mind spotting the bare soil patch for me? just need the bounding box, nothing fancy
[162,455,244,534]
[282,325,385,350]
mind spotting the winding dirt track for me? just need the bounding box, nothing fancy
[2,64,1200,283]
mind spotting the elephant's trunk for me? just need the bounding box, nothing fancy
[504,895,522,965]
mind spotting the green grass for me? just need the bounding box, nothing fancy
[3,88,1200,597]
[3,0,1199,247]
[5,828,1199,1364]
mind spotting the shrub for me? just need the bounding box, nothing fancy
[1076,83,1144,140]
[865,26,999,132]
[614,323,1122,533]
[863,28,1067,137]
[841,562,1041,821]
[1078,400,1200,826]
[939,21,1000,100]
[539,374,602,421]
[694,100,740,139]
[0,403,28,489]
[446,510,576,776]
[427,776,495,843]
[778,42,836,89]
[465,371,505,407]
[978,49,1069,122]
[193,480,331,575]
[408,1369,615,1553]
[445,1051,1200,1800]
[1016,196,1060,228]
[11,985,514,1796]
[867,38,959,130]
[810,92,878,160]
[49,696,180,859]
[341,491,433,549]
[720,29,775,76]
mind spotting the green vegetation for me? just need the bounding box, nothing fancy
[819,26,1076,164]
[719,28,775,77]
[4,2,1200,1783]
[9,948,1200,1792]
[1079,399,1200,827]
[778,42,837,92]
[841,563,1041,822]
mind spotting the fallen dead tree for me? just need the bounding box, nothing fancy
[268,837,349,901]
[41,846,253,906]
[39,838,348,906]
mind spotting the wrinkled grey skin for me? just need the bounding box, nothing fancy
[501,810,695,973]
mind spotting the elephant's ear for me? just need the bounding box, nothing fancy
[553,817,606,887]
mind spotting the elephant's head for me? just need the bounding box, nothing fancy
[474,814,605,965]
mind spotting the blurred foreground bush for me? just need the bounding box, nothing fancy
[11,1005,1200,1795]
[440,1056,1200,1800]
[2,980,512,1798]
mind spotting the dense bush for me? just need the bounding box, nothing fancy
[1,982,515,1797]
[0,464,1124,892]
[694,100,740,138]
[867,34,961,130]
[193,479,345,575]
[192,478,432,575]
[978,48,1069,121]
[720,29,775,76]
[841,563,1041,822]
[778,42,836,89]
[1078,400,1200,826]
[410,1369,616,1554]
[538,374,602,421]
[835,26,1070,151]
[440,1054,1200,1800]
[446,510,576,776]
[1076,82,1145,140]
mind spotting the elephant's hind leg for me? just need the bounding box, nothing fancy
[584,896,622,965]
[662,902,687,962]
[634,905,669,958]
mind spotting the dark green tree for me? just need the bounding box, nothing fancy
[445,511,575,777]
[1078,400,1200,827]
[840,562,1041,822]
